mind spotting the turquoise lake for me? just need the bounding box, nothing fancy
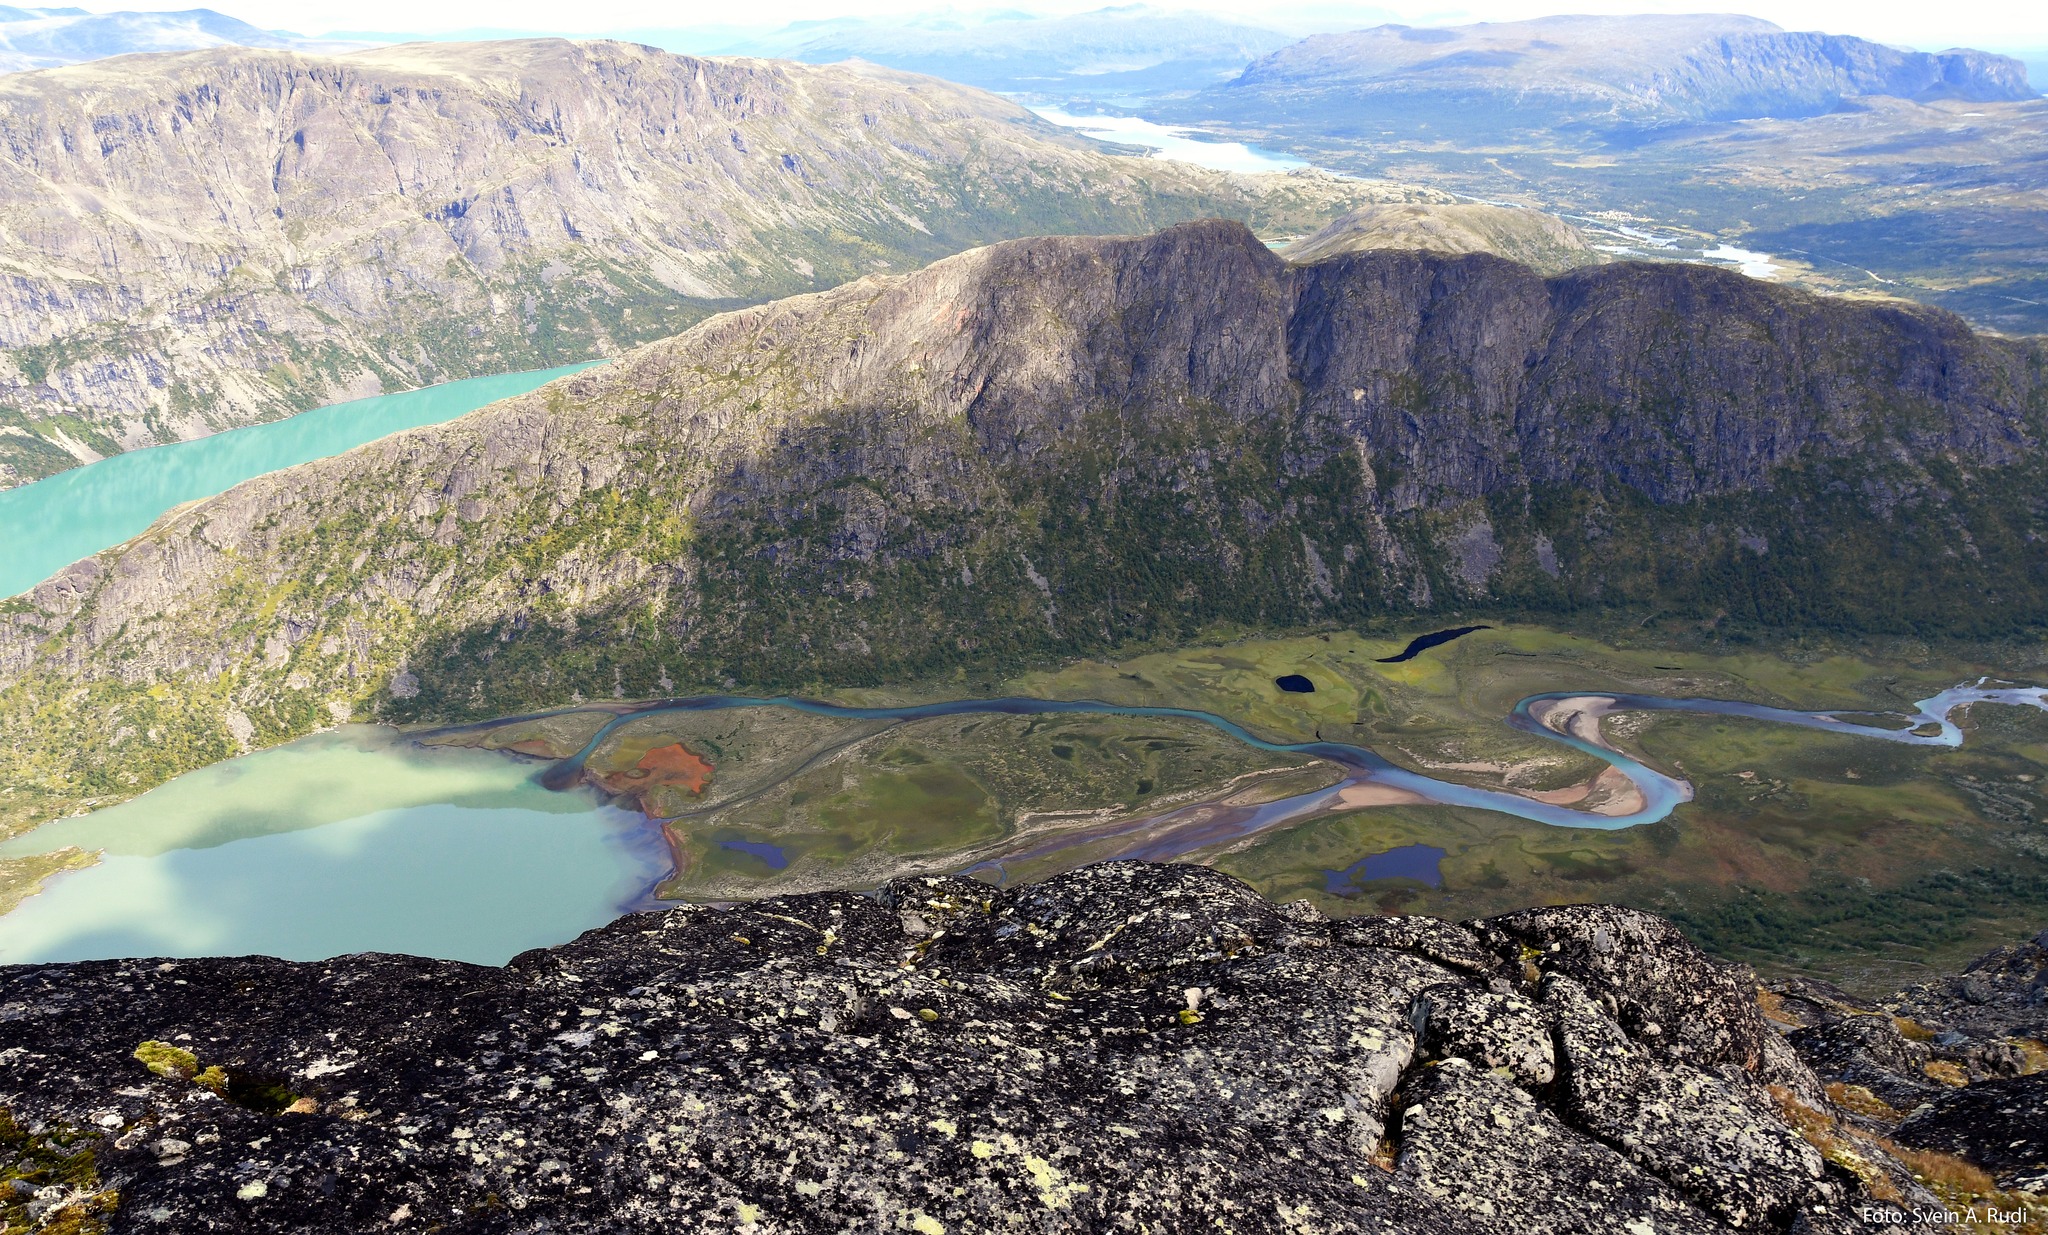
[0,363,598,599]
[5,682,2038,966]
[0,728,664,966]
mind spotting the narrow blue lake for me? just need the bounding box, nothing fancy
[0,363,599,598]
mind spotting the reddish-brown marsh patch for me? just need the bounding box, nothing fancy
[630,744,715,795]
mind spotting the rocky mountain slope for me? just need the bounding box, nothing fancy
[1186,15,2036,135]
[1769,929,2048,1200]
[1283,201,1598,273]
[2,219,2045,835]
[2,861,2020,1233]
[0,38,1404,488]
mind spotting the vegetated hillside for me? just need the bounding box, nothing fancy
[1283,201,1598,274]
[0,38,1407,488]
[2,220,2044,835]
[1190,14,2036,135]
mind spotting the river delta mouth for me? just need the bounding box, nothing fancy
[7,625,2048,993]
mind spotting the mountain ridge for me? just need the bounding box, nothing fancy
[0,37,1411,488]
[1283,201,1598,273]
[1205,15,2038,132]
[1,220,2043,838]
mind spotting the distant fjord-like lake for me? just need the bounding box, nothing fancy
[0,363,599,599]
[1030,108,1309,175]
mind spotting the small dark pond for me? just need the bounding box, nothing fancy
[1275,674,1315,693]
[1323,844,1447,894]
[1375,626,1492,664]
[718,839,789,869]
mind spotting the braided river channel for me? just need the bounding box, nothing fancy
[3,681,2042,966]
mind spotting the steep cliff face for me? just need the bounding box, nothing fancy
[0,863,1943,1232]
[1200,15,2037,133]
[1,220,2043,834]
[0,39,1402,487]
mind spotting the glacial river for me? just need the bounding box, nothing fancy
[0,363,599,599]
[2,680,2040,966]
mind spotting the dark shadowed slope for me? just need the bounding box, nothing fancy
[1,220,2043,835]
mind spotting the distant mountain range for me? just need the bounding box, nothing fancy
[0,5,350,71]
[708,6,1296,96]
[1146,14,2048,334]
[1175,14,2037,135]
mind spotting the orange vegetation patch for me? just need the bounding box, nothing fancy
[629,743,714,795]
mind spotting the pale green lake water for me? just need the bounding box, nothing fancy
[0,728,661,966]
[0,363,599,599]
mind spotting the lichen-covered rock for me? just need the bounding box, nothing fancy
[0,864,1899,1233]
[1789,1017,1944,1113]
[1331,912,1506,979]
[1411,983,1554,1087]
[1893,1074,2048,1192]
[1395,1058,1731,1234]
[1476,903,1773,1077]
[1544,974,1831,1229]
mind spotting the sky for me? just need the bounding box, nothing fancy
[68,0,2048,55]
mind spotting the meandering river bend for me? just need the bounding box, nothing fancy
[3,678,2039,966]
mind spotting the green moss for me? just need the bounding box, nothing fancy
[1,1107,117,1235]
[130,1042,300,1113]
[132,1040,198,1082]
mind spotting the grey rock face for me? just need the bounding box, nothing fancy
[1475,903,1778,1076]
[0,39,1398,486]
[1894,1075,2048,1192]
[3,220,2044,837]
[1544,972,1827,1229]
[1412,983,1554,1086]
[0,863,1891,1233]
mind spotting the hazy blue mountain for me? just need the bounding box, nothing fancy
[1180,14,2037,135]
[0,6,345,71]
[713,5,1296,96]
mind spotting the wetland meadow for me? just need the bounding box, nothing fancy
[7,622,2046,993]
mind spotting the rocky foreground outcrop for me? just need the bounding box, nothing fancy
[1769,932,2048,1197]
[0,863,2017,1233]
